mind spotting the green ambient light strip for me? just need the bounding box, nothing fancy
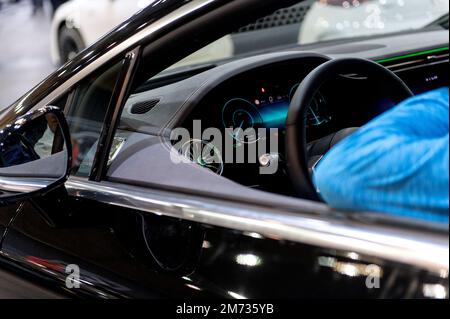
[376,46,449,64]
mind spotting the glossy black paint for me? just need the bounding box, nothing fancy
[2,193,446,299]
[0,0,447,299]
[0,203,19,245]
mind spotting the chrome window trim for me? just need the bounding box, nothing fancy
[0,177,53,193]
[26,0,217,113]
[65,177,449,274]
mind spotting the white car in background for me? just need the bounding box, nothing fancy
[50,0,147,64]
[51,0,448,65]
[50,0,233,65]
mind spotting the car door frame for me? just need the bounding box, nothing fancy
[0,0,448,295]
[52,0,450,273]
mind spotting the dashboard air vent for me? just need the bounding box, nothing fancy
[130,99,160,115]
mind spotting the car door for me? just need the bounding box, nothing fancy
[0,0,447,299]
[0,0,237,298]
[0,53,163,298]
[0,43,214,297]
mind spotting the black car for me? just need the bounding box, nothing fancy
[0,0,448,299]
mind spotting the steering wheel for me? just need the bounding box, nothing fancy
[285,58,414,201]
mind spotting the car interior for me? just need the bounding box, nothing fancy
[65,2,448,226]
[0,0,448,301]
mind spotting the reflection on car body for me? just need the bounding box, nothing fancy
[0,0,448,299]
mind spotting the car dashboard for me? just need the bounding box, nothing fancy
[115,29,449,196]
[179,58,414,192]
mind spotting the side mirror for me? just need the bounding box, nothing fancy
[0,106,72,204]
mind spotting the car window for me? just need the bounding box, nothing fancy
[164,0,449,71]
[64,60,124,177]
[113,0,449,138]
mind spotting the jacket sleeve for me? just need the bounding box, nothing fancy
[313,87,449,223]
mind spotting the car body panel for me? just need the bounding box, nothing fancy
[2,192,447,299]
[0,0,448,298]
[0,203,19,246]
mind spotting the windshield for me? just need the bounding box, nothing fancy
[171,0,449,69]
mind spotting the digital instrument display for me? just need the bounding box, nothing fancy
[222,82,330,143]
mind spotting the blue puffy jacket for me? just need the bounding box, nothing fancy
[314,87,449,223]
